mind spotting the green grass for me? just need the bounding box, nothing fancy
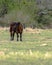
[0,29,52,65]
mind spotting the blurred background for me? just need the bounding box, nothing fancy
[0,0,52,28]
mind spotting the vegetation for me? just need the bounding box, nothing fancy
[0,0,52,28]
[0,29,52,65]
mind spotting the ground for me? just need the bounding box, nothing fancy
[0,28,52,65]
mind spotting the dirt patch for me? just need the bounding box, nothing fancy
[0,51,5,55]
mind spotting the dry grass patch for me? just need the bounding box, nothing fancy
[24,28,43,33]
[0,27,9,31]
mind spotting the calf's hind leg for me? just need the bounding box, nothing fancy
[17,33,19,41]
[20,33,22,41]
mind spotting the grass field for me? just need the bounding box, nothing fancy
[0,29,52,65]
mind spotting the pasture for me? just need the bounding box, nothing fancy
[0,28,52,65]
